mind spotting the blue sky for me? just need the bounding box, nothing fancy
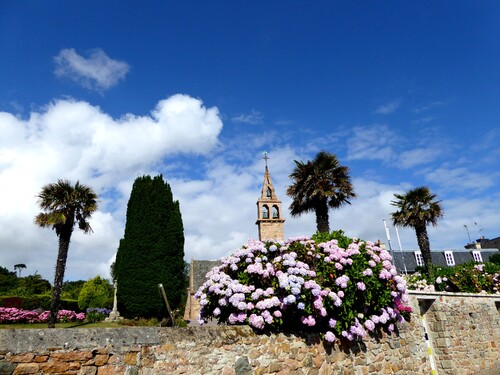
[1,1,499,281]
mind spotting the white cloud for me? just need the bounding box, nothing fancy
[0,94,222,281]
[346,124,397,162]
[2,96,499,284]
[374,101,400,115]
[54,48,130,92]
[425,167,496,192]
[232,110,263,125]
[398,147,441,168]
[411,116,435,124]
[413,101,445,113]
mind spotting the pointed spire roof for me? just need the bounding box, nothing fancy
[256,152,285,240]
[259,153,278,200]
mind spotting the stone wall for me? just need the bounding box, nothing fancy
[0,292,499,375]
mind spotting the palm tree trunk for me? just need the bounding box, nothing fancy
[48,230,72,328]
[415,225,434,279]
[315,200,330,233]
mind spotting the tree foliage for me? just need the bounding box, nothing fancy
[287,151,356,234]
[34,179,98,327]
[0,268,51,297]
[61,280,86,300]
[0,266,18,295]
[114,175,186,319]
[391,186,443,279]
[78,276,113,310]
[15,274,51,296]
[489,253,500,266]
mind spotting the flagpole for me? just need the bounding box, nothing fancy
[394,225,408,275]
[383,219,394,259]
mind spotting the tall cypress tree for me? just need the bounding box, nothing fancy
[114,175,186,319]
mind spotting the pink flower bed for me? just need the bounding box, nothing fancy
[0,307,85,324]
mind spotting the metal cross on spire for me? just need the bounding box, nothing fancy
[262,151,269,168]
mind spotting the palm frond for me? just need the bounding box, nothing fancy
[35,180,98,235]
[286,151,356,220]
[391,186,443,228]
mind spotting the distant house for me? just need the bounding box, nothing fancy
[391,248,499,274]
[464,236,500,251]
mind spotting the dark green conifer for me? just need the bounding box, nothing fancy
[114,175,186,319]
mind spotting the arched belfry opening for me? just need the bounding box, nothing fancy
[272,205,279,219]
[256,153,285,240]
[262,205,270,219]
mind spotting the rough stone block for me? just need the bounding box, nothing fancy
[93,354,109,366]
[0,361,17,375]
[12,363,39,375]
[247,348,261,360]
[97,365,125,375]
[268,362,283,372]
[33,355,48,363]
[78,366,97,375]
[123,353,137,365]
[51,351,93,362]
[313,354,324,368]
[7,353,34,363]
[234,356,252,375]
[40,361,71,373]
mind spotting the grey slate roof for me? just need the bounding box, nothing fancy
[392,248,499,273]
[466,237,500,250]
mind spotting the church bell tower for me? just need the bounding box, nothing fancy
[256,153,285,241]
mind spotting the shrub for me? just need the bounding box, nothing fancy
[0,296,22,308]
[403,272,435,292]
[488,253,500,266]
[78,276,113,310]
[20,295,52,310]
[61,280,86,300]
[405,261,500,294]
[119,317,160,326]
[60,299,80,312]
[196,231,411,342]
[0,296,81,312]
[85,307,111,323]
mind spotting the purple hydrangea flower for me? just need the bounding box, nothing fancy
[364,319,375,331]
[325,331,336,343]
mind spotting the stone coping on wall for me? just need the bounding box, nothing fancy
[0,326,256,354]
[409,290,500,300]
[0,327,160,353]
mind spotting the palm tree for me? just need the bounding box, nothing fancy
[14,263,26,277]
[391,186,443,279]
[35,180,98,328]
[287,151,356,233]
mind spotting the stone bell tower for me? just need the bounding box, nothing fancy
[256,153,285,241]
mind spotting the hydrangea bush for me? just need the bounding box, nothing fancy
[405,262,500,294]
[195,231,412,342]
[0,307,85,324]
